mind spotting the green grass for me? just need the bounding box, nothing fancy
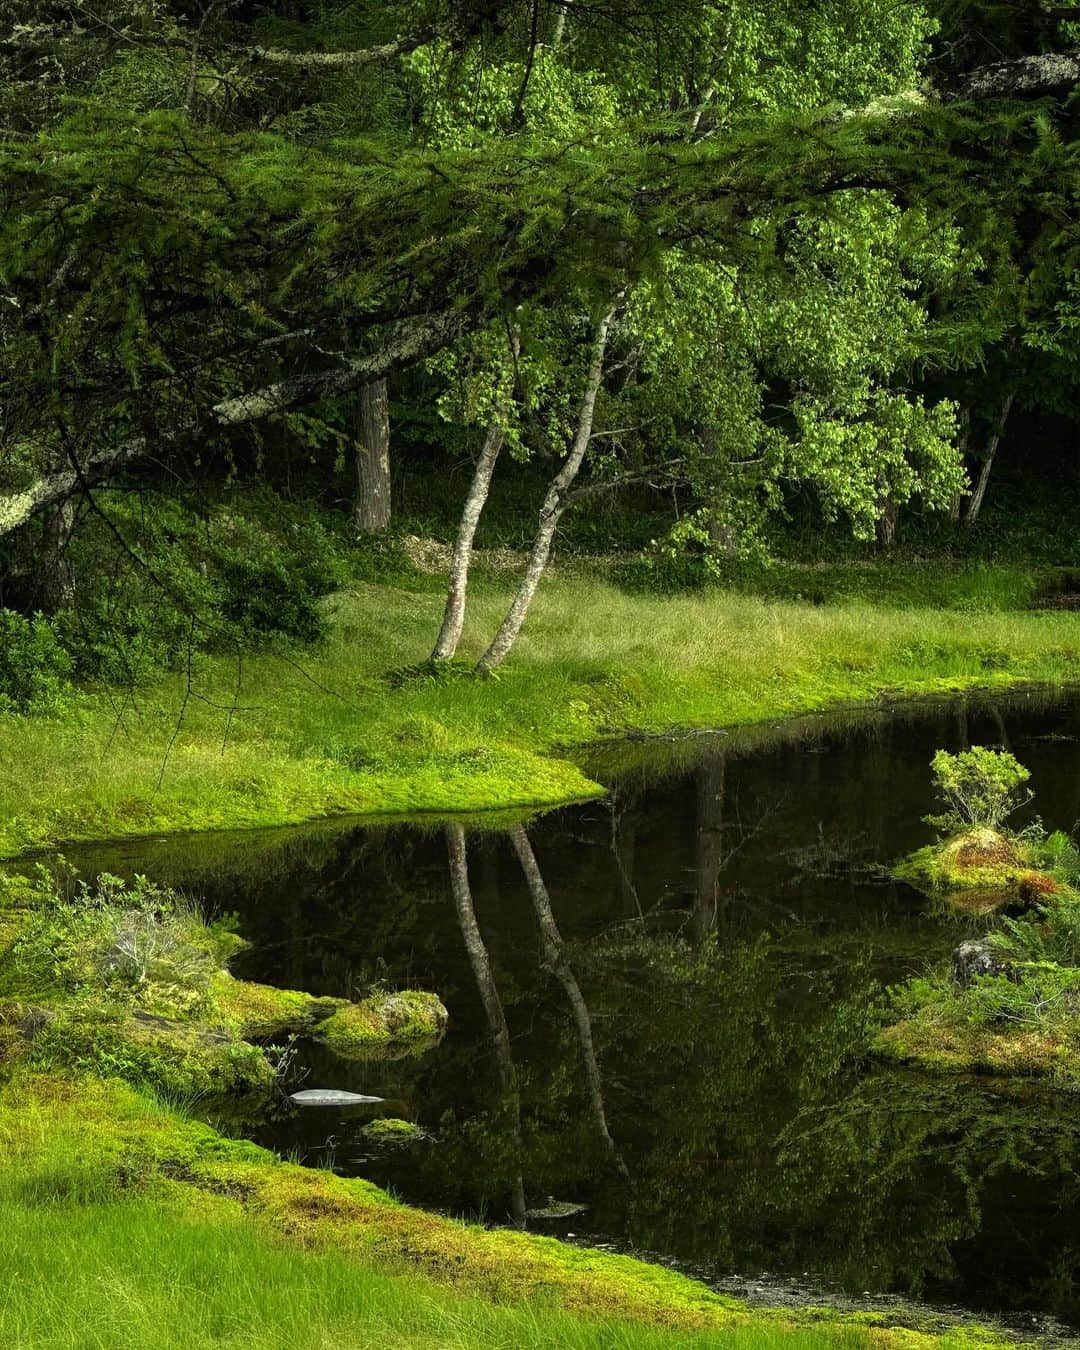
[0,1073,1016,1349]
[0,1202,893,1350]
[1,567,1079,856]
[0,1197,829,1350]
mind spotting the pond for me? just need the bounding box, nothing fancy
[57,689,1080,1337]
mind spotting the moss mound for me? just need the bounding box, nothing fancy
[208,972,346,1039]
[358,1117,429,1147]
[316,991,448,1061]
[893,828,1060,914]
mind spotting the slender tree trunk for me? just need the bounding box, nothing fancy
[353,378,391,532]
[509,826,629,1178]
[693,756,726,945]
[430,421,506,662]
[875,496,898,549]
[965,391,1014,527]
[445,824,526,1228]
[475,301,619,674]
[950,407,970,521]
[550,5,567,45]
[38,496,76,611]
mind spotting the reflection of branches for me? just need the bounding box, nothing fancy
[609,794,643,919]
[510,826,629,1181]
[445,824,526,1228]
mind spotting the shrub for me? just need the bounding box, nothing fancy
[0,610,73,714]
[54,492,348,684]
[928,746,1032,832]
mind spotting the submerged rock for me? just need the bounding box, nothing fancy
[289,1088,384,1107]
[526,1198,589,1220]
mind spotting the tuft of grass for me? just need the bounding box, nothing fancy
[0,569,1078,857]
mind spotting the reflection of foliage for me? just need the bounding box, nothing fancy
[778,1071,1080,1315]
[578,929,882,1267]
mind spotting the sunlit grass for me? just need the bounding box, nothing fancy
[0,568,1078,856]
[0,1196,878,1349]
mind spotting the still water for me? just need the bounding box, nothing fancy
[62,690,1080,1334]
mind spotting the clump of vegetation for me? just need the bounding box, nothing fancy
[0,870,446,1104]
[892,748,1055,913]
[45,491,348,687]
[316,990,448,1061]
[358,1117,429,1148]
[0,610,73,714]
[880,753,1080,1084]
[926,746,1033,832]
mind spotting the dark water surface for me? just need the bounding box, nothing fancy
[59,690,1080,1333]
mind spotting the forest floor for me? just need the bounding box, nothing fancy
[1,558,1079,857]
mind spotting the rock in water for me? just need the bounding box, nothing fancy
[525,1198,589,1220]
[289,1089,384,1107]
[952,938,1009,986]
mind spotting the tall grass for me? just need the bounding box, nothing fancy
[0,570,1078,856]
[0,1190,877,1350]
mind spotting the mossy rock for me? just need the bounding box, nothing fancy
[893,828,1061,914]
[208,972,345,1039]
[358,1117,429,1148]
[315,991,448,1062]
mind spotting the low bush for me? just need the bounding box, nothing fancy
[0,610,73,713]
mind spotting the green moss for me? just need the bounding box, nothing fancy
[0,874,450,1100]
[208,971,345,1039]
[892,828,1063,914]
[358,1117,429,1147]
[316,990,449,1061]
[14,1002,276,1105]
[875,1017,1080,1083]
[0,1072,1022,1346]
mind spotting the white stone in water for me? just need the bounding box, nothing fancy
[289,1089,384,1107]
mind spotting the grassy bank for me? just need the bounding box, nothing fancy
[2,565,1080,856]
[0,1072,1019,1349]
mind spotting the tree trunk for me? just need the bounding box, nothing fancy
[445,824,526,1228]
[965,391,1015,527]
[38,496,76,611]
[475,301,619,674]
[949,407,970,521]
[509,826,629,1178]
[693,756,726,945]
[353,378,391,532]
[875,497,898,549]
[431,421,506,662]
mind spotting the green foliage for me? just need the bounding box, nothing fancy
[0,610,73,714]
[51,492,347,684]
[928,746,1032,832]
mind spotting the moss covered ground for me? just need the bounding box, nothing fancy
[0,871,447,1107]
[1,562,1079,858]
[0,1071,1027,1348]
[891,827,1064,915]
